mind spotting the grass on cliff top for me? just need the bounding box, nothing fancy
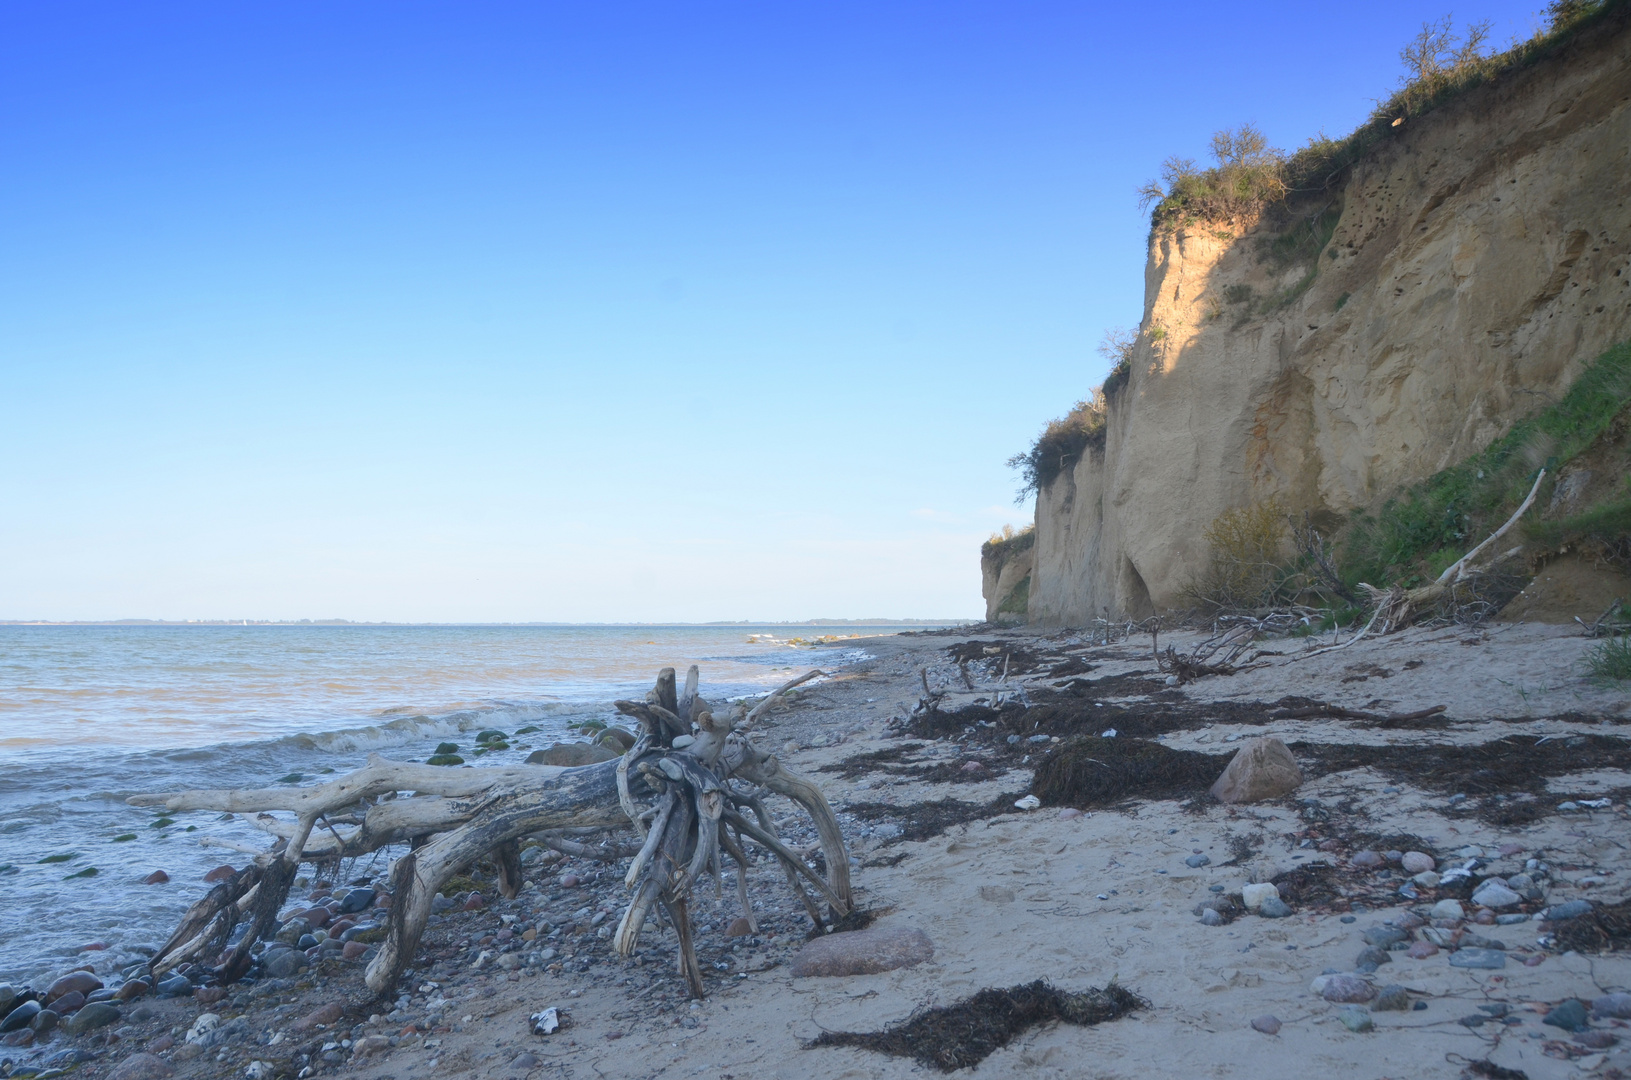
[1142,0,1627,232]
[982,523,1035,562]
[1008,330,1136,499]
[1342,339,1631,588]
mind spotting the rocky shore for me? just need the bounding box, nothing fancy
[1,621,1628,1080]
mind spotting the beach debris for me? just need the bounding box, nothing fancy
[530,1007,562,1035]
[806,980,1146,1072]
[1208,737,1303,804]
[791,925,935,977]
[1152,622,1258,683]
[130,665,850,1000]
[1012,795,1041,811]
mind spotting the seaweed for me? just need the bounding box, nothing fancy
[843,795,1023,844]
[807,980,1146,1072]
[1296,734,1631,796]
[1031,737,1229,810]
[1549,897,1631,953]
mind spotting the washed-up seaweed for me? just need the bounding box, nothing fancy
[807,980,1146,1072]
[1296,734,1631,795]
[1549,898,1631,953]
[1031,736,1228,809]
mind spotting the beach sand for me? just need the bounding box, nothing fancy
[13,621,1630,1080]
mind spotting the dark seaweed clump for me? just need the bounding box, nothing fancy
[1031,736,1229,809]
[807,980,1146,1072]
[1551,898,1631,954]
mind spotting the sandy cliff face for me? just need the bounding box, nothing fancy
[1029,19,1631,625]
[981,536,1034,623]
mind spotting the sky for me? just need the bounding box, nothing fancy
[0,0,1556,622]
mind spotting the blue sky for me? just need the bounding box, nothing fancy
[0,1,1553,622]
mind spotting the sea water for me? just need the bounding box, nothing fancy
[0,623,924,987]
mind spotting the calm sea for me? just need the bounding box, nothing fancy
[0,624,932,988]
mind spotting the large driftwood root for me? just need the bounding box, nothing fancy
[130,666,849,999]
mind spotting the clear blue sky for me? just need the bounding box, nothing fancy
[0,1,1551,622]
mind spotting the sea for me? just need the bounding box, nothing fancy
[0,623,940,989]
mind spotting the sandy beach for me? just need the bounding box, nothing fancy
[3,621,1628,1080]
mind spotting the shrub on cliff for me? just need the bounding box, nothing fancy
[1008,330,1138,499]
[982,523,1035,563]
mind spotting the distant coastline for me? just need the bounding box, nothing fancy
[0,618,971,627]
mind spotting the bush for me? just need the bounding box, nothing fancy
[1139,124,1286,229]
[1008,329,1138,498]
[982,523,1035,561]
[1188,498,1293,609]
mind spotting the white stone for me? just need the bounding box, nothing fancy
[1471,881,1522,910]
[1401,851,1436,874]
[1430,899,1464,921]
[1242,883,1281,911]
[1013,795,1041,811]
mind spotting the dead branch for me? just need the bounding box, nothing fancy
[131,666,849,1001]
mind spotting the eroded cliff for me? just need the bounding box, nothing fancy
[1028,12,1631,625]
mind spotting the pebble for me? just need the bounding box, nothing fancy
[1470,881,1522,909]
[791,926,935,977]
[0,1002,40,1033]
[339,888,377,914]
[49,991,85,1014]
[1258,897,1293,919]
[1448,948,1505,970]
[461,892,486,911]
[1241,883,1280,912]
[1543,900,1593,921]
[107,1053,174,1080]
[1199,909,1224,927]
[1338,1008,1374,1033]
[1373,985,1410,1011]
[1407,941,1439,959]
[202,864,237,883]
[30,1009,58,1033]
[1411,871,1440,888]
[1057,808,1083,820]
[259,951,303,979]
[1593,993,1631,1019]
[560,875,581,888]
[1354,947,1391,971]
[509,1052,542,1069]
[1317,975,1376,1003]
[1543,999,1589,1031]
[341,942,368,961]
[1430,899,1464,921]
[1362,926,1409,949]
[1184,854,1210,868]
[46,971,102,1002]
[1400,851,1435,874]
[64,1002,121,1034]
[142,871,170,885]
[1350,851,1385,870]
[1250,1014,1281,1035]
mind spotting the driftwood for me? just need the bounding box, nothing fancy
[1152,623,1259,684]
[130,667,849,1000]
[1355,468,1546,633]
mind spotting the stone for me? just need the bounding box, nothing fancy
[293,1002,343,1032]
[1319,975,1376,1003]
[1338,1008,1374,1033]
[351,1035,391,1057]
[1199,908,1224,926]
[1209,738,1303,804]
[142,871,169,885]
[1398,851,1434,874]
[725,917,754,937]
[64,1002,121,1034]
[154,975,192,996]
[342,942,368,961]
[1185,854,1211,868]
[462,892,486,911]
[116,980,150,1002]
[1430,899,1464,921]
[50,991,85,1014]
[0,986,12,1015]
[1412,871,1441,888]
[29,1009,58,1033]
[1470,881,1521,909]
[1362,926,1409,949]
[1544,999,1589,1032]
[1448,948,1505,970]
[194,987,226,1005]
[1407,941,1440,959]
[1543,899,1593,921]
[1592,993,1631,1019]
[1355,947,1391,971]
[46,971,102,1002]
[260,950,303,978]
[1058,808,1084,820]
[1374,985,1410,1011]
[527,743,619,767]
[338,888,376,914]
[1241,883,1280,911]
[0,1002,40,1033]
[1459,932,1505,950]
[107,1053,174,1080]
[1575,1030,1619,1049]
[1250,1014,1281,1035]
[509,1052,541,1069]
[185,1013,219,1044]
[791,926,935,978]
[202,865,237,883]
[172,1043,203,1063]
[1258,897,1293,919]
[1350,850,1385,870]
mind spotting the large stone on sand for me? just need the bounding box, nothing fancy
[791,926,934,978]
[527,743,620,767]
[1209,738,1303,804]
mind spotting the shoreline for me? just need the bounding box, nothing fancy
[1,622,1627,1079]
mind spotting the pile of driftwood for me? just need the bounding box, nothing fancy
[129,667,849,999]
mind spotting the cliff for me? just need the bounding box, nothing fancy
[1027,11,1631,625]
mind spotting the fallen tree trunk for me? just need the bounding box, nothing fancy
[130,666,849,999]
